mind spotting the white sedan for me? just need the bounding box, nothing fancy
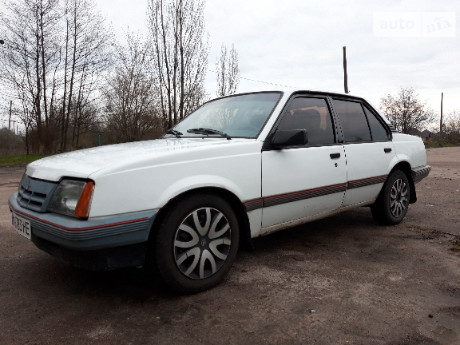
[9,90,430,292]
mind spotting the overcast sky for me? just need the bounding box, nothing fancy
[96,0,459,120]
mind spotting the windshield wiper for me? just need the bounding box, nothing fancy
[165,129,183,138]
[187,128,231,140]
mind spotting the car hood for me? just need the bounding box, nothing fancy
[27,138,259,182]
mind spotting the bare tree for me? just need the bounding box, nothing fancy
[60,0,111,151]
[0,128,25,155]
[103,34,162,143]
[1,0,61,153]
[216,43,239,97]
[148,0,209,129]
[380,87,434,134]
[442,111,460,144]
[0,0,110,154]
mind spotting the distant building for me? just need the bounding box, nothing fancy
[421,130,434,142]
[408,128,422,137]
[407,129,434,142]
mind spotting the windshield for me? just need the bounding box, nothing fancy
[167,92,282,139]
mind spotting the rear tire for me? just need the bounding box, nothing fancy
[154,193,239,293]
[371,170,411,225]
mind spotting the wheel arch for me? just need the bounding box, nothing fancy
[389,161,417,203]
[148,186,252,252]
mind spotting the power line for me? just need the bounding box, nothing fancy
[239,75,298,89]
[208,68,298,89]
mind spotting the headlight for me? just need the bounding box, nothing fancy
[48,179,94,218]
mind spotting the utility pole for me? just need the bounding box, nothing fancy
[343,46,349,93]
[440,92,444,141]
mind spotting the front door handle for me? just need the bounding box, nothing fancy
[330,153,341,159]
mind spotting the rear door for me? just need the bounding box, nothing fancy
[261,95,347,233]
[331,98,395,206]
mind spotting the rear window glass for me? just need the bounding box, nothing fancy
[332,99,371,143]
[363,106,389,141]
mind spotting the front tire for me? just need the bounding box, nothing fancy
[371,170,411,225]
[154,193,239,293]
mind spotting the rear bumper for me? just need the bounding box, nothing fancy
[9,193,158,269]
[412,165,431,183]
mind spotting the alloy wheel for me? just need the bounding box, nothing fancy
[389,178,408,218]
[173,207,232,280]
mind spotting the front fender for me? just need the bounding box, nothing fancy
[89,151,262,217]
[158,174,249,207]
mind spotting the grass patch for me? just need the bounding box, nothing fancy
[424,142,459,148]
[0,154,48,167]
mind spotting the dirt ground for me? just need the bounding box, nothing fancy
[0,147,459,345]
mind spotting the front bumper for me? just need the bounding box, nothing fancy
[9,193,158,269]
[32,235,149,270]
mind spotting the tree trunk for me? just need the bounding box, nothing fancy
[64,2,78,152]
[179,0,185,120]
[39,2,49,129]
[61,17,70,152]
[35,15,43,154]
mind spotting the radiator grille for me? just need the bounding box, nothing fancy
[17,175,58,213]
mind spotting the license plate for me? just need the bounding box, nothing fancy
[12,212,31,240]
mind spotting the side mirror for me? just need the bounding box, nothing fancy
[271,129,308,149]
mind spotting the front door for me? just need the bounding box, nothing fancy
[261,96,347,233]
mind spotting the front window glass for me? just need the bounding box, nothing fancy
[169,92,282,139]
[277,97,335,146]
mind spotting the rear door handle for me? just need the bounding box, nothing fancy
[330,153,341,159]
[384,148,392,153]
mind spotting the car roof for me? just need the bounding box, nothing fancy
[225,89,368,101]
[223,89,393,128]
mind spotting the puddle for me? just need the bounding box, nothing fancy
[450,240,460,254]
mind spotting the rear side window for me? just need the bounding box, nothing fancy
[363,106,389,141]
[332,99,371,143]
[277,97,335,146]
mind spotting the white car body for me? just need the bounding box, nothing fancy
[9,90,430,292]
